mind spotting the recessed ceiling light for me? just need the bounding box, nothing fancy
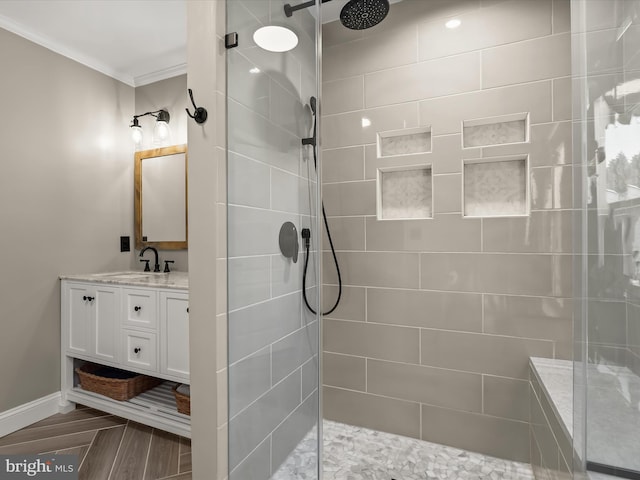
[445,18,461,29]
[253,26,298,52]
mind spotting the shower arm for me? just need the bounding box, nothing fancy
[284,0,333,18]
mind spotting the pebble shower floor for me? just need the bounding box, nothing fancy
[272,421,535,480]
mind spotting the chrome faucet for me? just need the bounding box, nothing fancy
[140,246,160,272]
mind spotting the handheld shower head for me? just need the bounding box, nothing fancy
[340,0,390,30]
[309,96,317,116]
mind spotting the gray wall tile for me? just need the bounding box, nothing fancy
[228,99,300,173]
[368,359,482,412]
[325,251,421,288]
[322,146,365,183]
[419,81,552,136]
[271,394,318,475]
[483,375,530,421]
[365,215,481,252]
[229,371,301,469]
[421,329,554,379]
[421,404,530,462]
[229,437,270,480]
[364,144,432,179]
[552,0,571,34]
[553,77,572,121]
[322,181,376,216]
[367,288,482,332]
[228,205,297,256]
[481,121,572,167]
[482,211,573,253]
[228,293,301,363]
[323,76,364,115]
[324,386,421,439]
[323,286,366,321]
[272,322,318,384]
[301,358,319,400]
[323,352,366,391]
[271,253,302,298]
[420,253,572,296]
[324,27,417,82]
[433,175,462,213]
[323,216,366,251]
[365,52,481,108]
[324,319,420,364]
[531,165,573,210]
[418,0,552,61]
[484,295,572,342]
[229,346,271,418]
[482,33,571,88]
[323,103,418,148]
[228,153,270,208]
[227,256,271,310]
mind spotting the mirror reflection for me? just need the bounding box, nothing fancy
[135,144,188,250]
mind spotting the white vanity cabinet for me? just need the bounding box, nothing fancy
[60,272,190,437]
[62,282,119,363]
[160,291,190,380]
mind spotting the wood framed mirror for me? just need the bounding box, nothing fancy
[134,144,188,250]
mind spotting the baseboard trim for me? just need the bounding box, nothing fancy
[0,392,63,437]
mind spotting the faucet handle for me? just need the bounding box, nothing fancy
[140,259,151,272]
[163,260,175,273]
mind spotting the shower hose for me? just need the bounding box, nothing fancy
[302,108,343,316]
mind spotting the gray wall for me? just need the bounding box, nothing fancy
[0,27,135,411]
[135,74,189,271]
[321,0,572,462]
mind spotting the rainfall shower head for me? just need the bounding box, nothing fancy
[340,0,389,30]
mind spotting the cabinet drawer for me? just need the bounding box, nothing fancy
[122,330,157,372]
[122,289,157,329]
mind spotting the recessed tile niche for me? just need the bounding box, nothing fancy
[377,127,432,157]
[378,166,433,220]
[464,156,528,217]
[462,113,529,148]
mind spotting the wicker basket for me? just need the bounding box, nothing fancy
[173,384,191,416]
[76,363,161,401]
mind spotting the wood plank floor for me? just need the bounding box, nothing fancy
[0,406,191,480]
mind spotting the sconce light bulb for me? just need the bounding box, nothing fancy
[154,120,170,142]
[131,125,143,144]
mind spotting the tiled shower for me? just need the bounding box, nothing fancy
[321,0,571,464]
[224,0,640,479]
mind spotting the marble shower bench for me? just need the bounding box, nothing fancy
[529,357,640,480]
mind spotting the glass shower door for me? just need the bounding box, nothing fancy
[226,1,321,479]
[574,0,640,476]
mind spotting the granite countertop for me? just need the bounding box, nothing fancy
[60,271,188,290]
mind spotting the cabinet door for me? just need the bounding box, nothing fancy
[92,285,120,363]
[160,292,190,380]
[63,283,92,356]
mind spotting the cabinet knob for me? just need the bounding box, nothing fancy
[186,307,189,313]
[134,306,142,312]
[134,347,142,354]
[83,296,95,302]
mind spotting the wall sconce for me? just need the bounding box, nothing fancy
[130,109,171,144]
